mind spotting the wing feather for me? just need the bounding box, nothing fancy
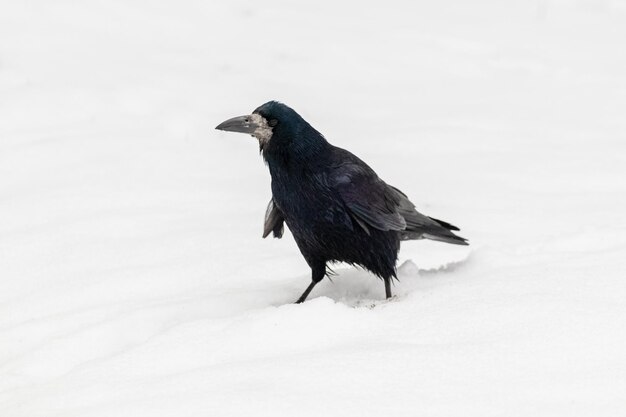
[329,153,467,245]
[263,199,285,238]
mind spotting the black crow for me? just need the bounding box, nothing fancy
[216,101,467,303]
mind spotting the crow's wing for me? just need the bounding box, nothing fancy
[263,198,285,238]
[329,152,467,245]
[329,161,406,232]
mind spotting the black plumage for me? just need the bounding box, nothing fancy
[216,101,467,303]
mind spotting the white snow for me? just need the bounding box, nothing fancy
[1,1,626,416]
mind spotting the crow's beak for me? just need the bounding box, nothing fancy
[215,115,258,134]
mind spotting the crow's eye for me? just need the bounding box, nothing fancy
[268,119,278,127]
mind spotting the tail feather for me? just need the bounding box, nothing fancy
[428,216,460,231]
[422,232,468,245]
[388,185,468,246]
[401,229,468,245]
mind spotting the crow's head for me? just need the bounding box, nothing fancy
[216,101,327,157]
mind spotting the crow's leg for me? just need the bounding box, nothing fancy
[295,282,316,304]
[384,277,392,299]
[295,262,326,304]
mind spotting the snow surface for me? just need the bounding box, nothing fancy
[1,1,626,416]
